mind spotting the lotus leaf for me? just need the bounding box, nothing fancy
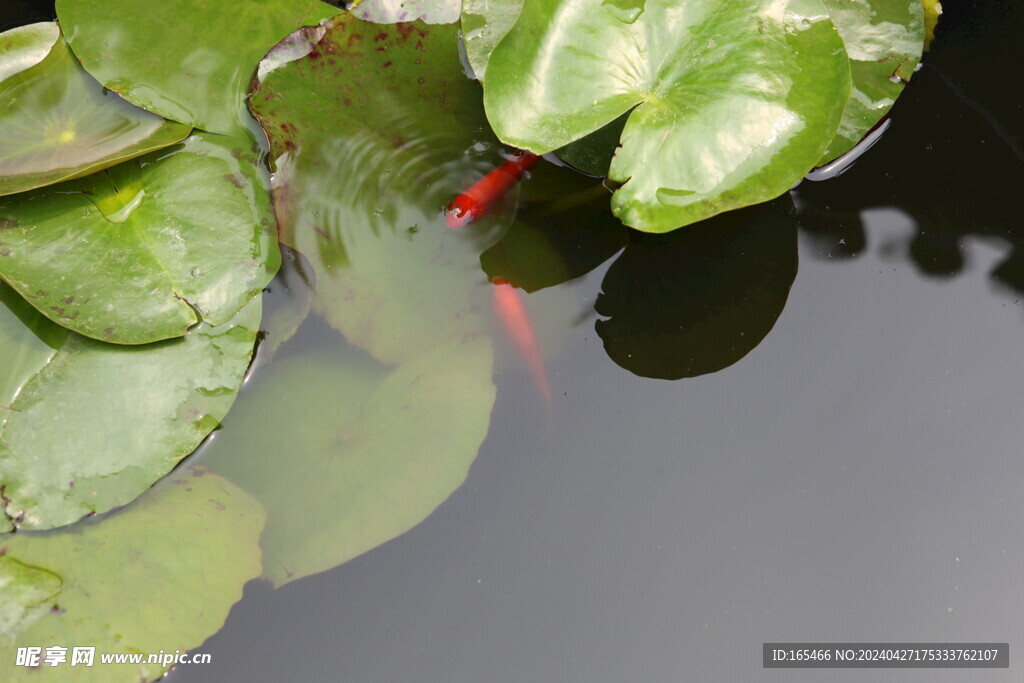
[0,284,262,531]
[0,469,265,683]
[251,17,509,364]
[55,0,340,137]
[0,23,190,197]
[0,133,280,345]
[206,338,495,586]
[481,0,852,232]
[820,0,924,163]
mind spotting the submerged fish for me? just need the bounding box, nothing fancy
[446,151,540,228]
[491,277,552,410]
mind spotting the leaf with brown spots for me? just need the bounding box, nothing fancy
[0,469,265,683]
[0,282,261,531]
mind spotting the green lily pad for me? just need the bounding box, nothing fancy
[251,17,508,364]
[0,23,191,197]
[0,22,59,82]
[0,133,280,345]
[206,337,495,586]
[0,284,262,531]
[55,0,340,137]
[819,0,924,163]
[461,0,523,81]
[482,0,852,232]
[353,0,462,24]
[0,469,265,683]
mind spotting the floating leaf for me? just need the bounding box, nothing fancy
[482,0,851,232]
[819,0,924,163]
[0,469,265,683]
[353,0,462,24]
[252,17,507,364]
[461,0,523,81]
[205,337,495,586]
[0,22,58,82]
[0,23,190,197]
[923,0,941,49]
[55,0,340,137]
[0,285,261,531]
[0,133,280,345]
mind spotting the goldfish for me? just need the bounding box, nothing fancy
[446,150,540,228]
[491,277,552,411]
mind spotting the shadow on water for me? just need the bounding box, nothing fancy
[595,197,798,379]
[794,0,1024,290]
[0,0,54,31]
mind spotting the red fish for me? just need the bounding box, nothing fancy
[491,277,552,410]
[446,151,540,228]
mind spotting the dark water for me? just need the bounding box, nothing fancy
[5,1,1024,681]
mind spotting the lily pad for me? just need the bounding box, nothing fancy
[252,17,507,364]
[0,133,280,345]
[819,0,924,163]
[482,0,852,232]
[461,0,523,81]
[206,337,495,586]
[54,0,340,137]
[0,23,191,197]
[0,469,265,683]
[353,0,462,24]
[0,284,262,531]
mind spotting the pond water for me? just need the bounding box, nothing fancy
[3,1,1023,682]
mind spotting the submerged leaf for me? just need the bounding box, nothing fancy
[206,338,495,586]
[55,0,340,136]
[0,133,280,345]
[0,285,261,531]
[482,0,852,232]
[0,469,265,683]
[0,23,190,197]
[0,555,61,639]
[251,17,506,364]
[819,0,925,163]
